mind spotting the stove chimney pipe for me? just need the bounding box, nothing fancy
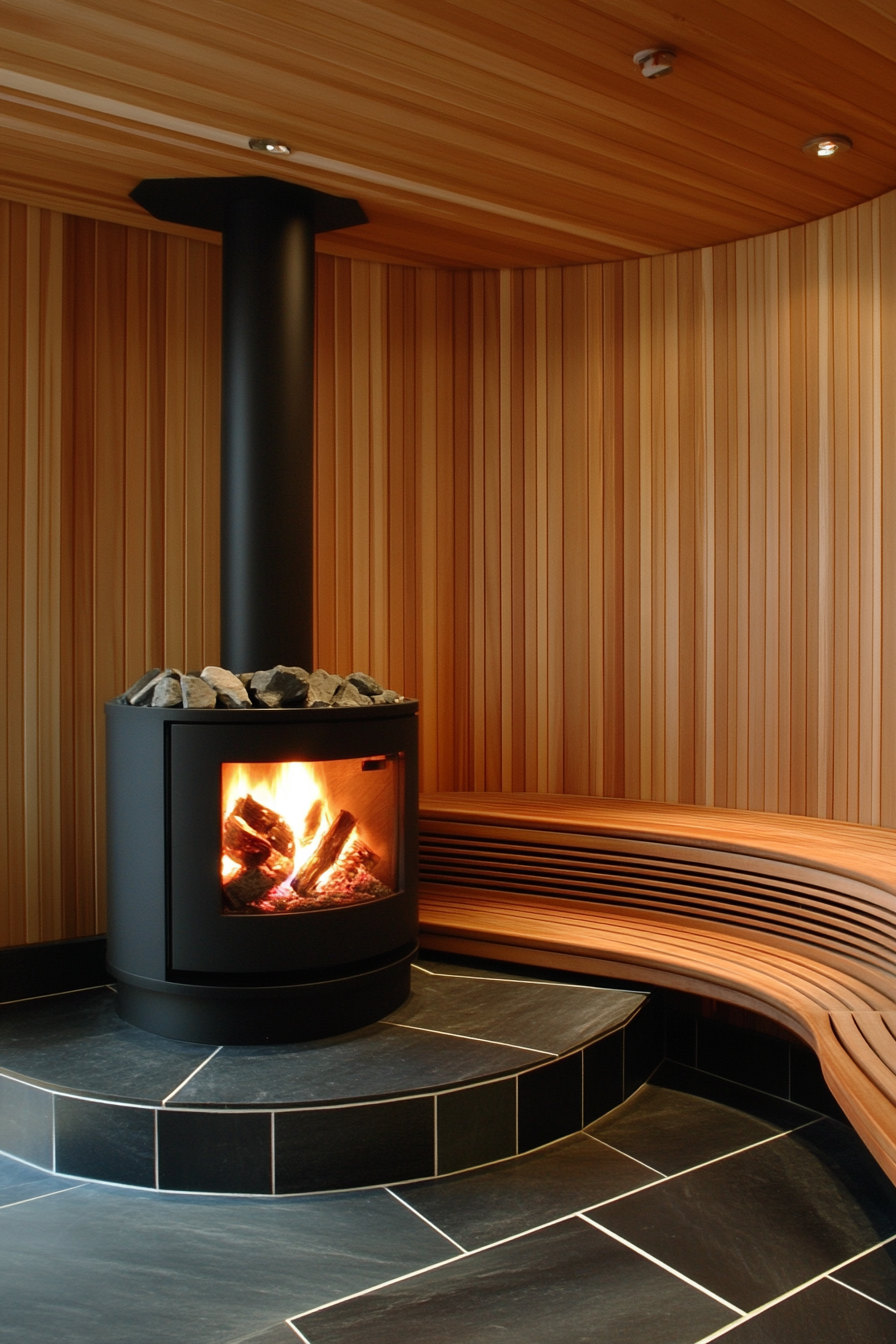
[130,176,367,671]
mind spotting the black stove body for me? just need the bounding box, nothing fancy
[105,175,419,1045]
[105,700,418,1044]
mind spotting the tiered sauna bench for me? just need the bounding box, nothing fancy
[418,793,896,1185]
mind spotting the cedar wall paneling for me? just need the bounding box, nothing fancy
[315,191,896,823]
[2,191,894,949]
[0,201,220,948]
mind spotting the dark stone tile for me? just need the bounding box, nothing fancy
[653,1059,820,1129]
[833,1240,896,1310]
[665,1008,698,1066]
[623,994,664,1096]
[0,988,212,1103]
[174,1021,543,1108]
[589,1082,782,1176]
[387,965,643,1056]
[0,1181,453,1343]
[0,1072,53,1167]
[518,1052,582,1152]
[397,1131,657,1250]
[0,1150,80,1209]
[436,1079,516,1175]
[158,1109,271,1194]
[593,1119,896,1313]
[697,1018,790,1099]
[54,1096,155,1187]
[294,1217,737,1342]
[721,1275,896,1343]
[275,1097,434,1193]
[583,1029,624,1123]
[791,1046,848,1121]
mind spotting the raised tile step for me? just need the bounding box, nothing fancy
[0,961,655,1196]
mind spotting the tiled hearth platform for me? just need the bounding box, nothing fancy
[0,962,653,1195]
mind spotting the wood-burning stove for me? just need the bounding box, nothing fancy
[105,175,418,1044]
[105,698,418,1044]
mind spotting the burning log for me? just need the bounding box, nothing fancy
[324,839,391,898]
[292,809,356,894]
[223,794,295,883]
[222,865,279,910]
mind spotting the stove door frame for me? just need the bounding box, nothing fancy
[167,715,416,977]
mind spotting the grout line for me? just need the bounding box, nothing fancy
[827,1274,896,1315]
[0,983,113,1007]
[291,1122,820,1330]
[411,964,643,994]
[690,1233,896,1343]
[577,1212,745,1315]
[386,1020,555,1056]
[582,1120,822,1214]
[582,1133,667,1177]
[160,1047,222,1105]
[386,1188,468,1253]
[0,1184,83,1212]
[290,1250,467,1321]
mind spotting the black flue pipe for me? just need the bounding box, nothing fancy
[130,176,366,671]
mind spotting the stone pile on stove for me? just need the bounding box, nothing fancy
[117,665,406,710]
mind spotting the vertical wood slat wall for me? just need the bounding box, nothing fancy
[1,189,894,948]
[315,190,896,823]
[0,202,220,948]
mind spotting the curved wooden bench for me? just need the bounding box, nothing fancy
[417,792,896,1184]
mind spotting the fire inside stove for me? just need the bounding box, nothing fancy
[220,756,399,915]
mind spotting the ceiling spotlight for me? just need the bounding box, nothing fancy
[802,135,852,158]
[248,137,292,155]
[633,48,675,79]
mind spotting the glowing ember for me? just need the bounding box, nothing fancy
[220,760,393,914]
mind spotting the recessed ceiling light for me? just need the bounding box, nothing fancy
[802,135,852,158]
[633,48,676,79]
[248,138,292,155]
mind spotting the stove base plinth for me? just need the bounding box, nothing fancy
[112,947,415,1045]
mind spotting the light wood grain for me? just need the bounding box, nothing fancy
[0,200,220,948]
[0,0,893,267]
[315,190,896,822]
[1,184,894,950]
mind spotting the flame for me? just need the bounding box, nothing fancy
[221,760,341,885]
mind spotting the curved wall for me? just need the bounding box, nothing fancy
[315,191,896,824]
[1,189,894,946]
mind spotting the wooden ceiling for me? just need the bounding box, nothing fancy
[0,0,894,268]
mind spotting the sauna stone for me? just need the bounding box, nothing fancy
[332,680,370,708]
[250,665,310,708]
[117,663,406,709]
[200,665,251,708]
[151,674,183,708]
[181,674,217,709]
[306,668,344,706]
[124,668,162,705]
[130,668,183,706]
[347,671,383,697]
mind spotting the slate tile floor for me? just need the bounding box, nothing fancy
[3,1060,896,1342]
